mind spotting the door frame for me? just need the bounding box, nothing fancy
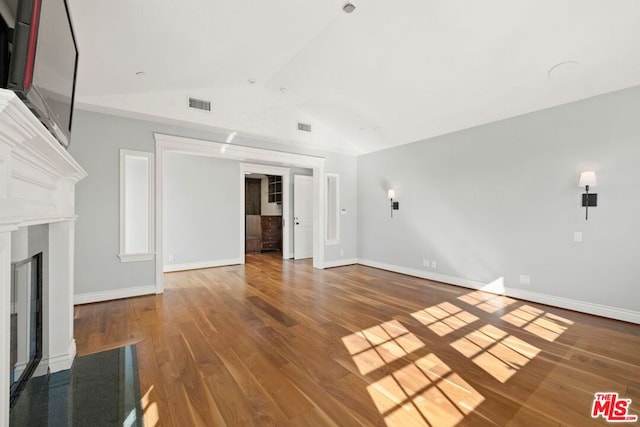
[154,133,326,294]
[239,163,291,262]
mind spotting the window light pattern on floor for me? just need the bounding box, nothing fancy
[367,353,485,427]
[501,304,574,342]
[411,302,479,337]
[341,320,424,375]
[141,386,159,427]
[450,324,541,383]
[343,289,577,426]
[457,290,516,313]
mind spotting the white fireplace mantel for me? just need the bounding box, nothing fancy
[0,89,86,426]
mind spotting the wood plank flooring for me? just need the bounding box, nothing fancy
[74,253,640,426]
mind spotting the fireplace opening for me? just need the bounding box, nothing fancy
[9,252,43,409]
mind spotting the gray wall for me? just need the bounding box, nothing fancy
[358,85,640,313]
[163,153,240,266]
[69,109,358,297]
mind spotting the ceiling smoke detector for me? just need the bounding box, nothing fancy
[343,3,356,13]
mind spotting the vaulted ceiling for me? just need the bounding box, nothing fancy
[68,0,640,154]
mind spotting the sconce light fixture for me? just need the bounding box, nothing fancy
[579,171,597,220]
[388,189,399,217]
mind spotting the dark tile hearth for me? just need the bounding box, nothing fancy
[10,345,143,427]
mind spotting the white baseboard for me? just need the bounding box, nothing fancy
[34,340,77,377]
[357,259,640,325]
[163,258,241,273]
[323,258,358,268]
[357,259,487,289]
[74,284,157,305]
[505,288,640,325]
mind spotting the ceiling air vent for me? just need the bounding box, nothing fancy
[297,122,312,132]
[188,97,211,112]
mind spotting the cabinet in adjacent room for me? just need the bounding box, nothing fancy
[261,215,282,252]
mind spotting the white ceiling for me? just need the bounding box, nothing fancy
[68,0,640,154]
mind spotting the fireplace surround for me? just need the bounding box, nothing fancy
[0,89,86,425]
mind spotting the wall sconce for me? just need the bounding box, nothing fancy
[388,189,399,217]
[579,171,597,220]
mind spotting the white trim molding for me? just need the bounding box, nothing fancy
[164,258,241,273]
[357,259,640,325]
[118,253,156,263]
[323,258,358,269]
[154,133,326,294]
[0,91,86,425]
[74,284,157,305]
[119,149,155,262]
[325,173,340,245]
[36,340,77,376]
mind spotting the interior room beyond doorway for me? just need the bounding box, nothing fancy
[245,173,284,256]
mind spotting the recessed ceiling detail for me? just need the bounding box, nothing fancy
[547,61,580,79]
[70,1,640,154]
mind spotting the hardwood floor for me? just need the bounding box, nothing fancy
[75,253,640,426]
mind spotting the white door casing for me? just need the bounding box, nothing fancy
[154,133,326,294]
[294,175,314,260]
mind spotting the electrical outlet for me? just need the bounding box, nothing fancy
[431,260,437,269]
[574,231,583,242]
[168,254,174,262]
[519,275,530,285]
[340,249,344,257]
[423,259,430,267]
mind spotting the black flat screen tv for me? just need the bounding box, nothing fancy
[1,0,78,147]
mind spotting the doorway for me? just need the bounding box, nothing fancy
[244,173,284,256]
[155,133,327,294]
[239,164,291,263]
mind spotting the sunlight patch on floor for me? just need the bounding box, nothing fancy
[457,290,516,313]
[411,302,479,337]
[502,304,574,342]
[342,320,425,375]
[367,353,485,427]
[450,324,540,383]
[141,385,159,427]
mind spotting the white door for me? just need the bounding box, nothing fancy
[294,175,313,260]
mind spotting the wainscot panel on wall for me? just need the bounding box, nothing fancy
[357,85,640,319]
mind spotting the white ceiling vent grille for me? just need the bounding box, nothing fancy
[297,122,312,132]
[188,97,211,112]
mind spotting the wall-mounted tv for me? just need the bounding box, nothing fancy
[1,0,78,147]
